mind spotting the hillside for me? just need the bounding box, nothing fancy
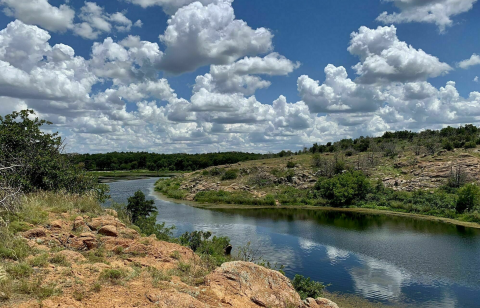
[156,146,480,226]
[0,193,338,308]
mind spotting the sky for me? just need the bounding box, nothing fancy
[0,0,479,154]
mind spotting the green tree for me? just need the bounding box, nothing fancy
[456,183,480,213]
[314,171,371,207]
[0,110,107,200]
[127,190,156,223]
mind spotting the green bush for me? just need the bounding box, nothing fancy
[0,110,108,200]
[442,140,454,151]
[286,161,296,168]
[456,183,480,213]
[314,171,371,207]
[291,275,325,300]
[127,190,155,224]
[221,170,238,181]
[464,141,477,149]
[179,231,231,266]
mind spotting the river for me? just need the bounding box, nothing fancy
[106,177,480,308]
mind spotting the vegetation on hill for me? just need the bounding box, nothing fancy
[70,151,278,172]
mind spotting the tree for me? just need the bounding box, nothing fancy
[127,190,156,223]
[456,184,480,213]
[0,110,107,212]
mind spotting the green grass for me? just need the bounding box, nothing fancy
[194,190,275,206]
[99,269,126,285]
[155,178,188,200]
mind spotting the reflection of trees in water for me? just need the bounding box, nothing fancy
[212,208,480,237]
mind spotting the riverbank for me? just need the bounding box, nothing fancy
[153,151,480,228]
[88,170,179,183]
[153,189,480,230]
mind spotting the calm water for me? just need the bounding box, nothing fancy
[106,178,480,308]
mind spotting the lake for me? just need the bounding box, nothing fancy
[106,177,480,308]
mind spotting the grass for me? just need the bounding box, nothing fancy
[99,269,127,285]
[50,254,71,267]
[194,190,276,206]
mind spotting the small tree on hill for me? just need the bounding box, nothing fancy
[127,190,156,223]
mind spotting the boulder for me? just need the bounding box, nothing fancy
[303,298,339,308]
[23,228,46,239]
[98,225,118,237]
[73,216,91,232]
[206,261,301,308]
[50,220,63,229]
[87,216,125,231]
[56,250,86,262]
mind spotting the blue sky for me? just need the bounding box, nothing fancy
[0,0,479,153]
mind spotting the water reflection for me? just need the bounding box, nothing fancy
[106,178,480,308]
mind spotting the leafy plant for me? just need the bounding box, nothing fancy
[221,170,238,181]
[314,171,371,207]
[291,274,325,300]
[456,183,480,213]
[127,190,155,224]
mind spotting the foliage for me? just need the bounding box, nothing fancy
[179,231,231,265]
[126,190,156,224]
[286,161,296,168]
[72,151,274,172]
[314,171,371,207]
[456,184,480,213]
[194,190,275,206]
[135,213,175,241]
[221,170,238,181]
[291,274,325,300]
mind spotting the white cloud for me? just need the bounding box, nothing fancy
[458,54,480,69]
[297,64,384,113]
[126,0,231,15]
[474,76,479,83]
[158,0,273,74]
[73,2,135,39]
[194,53,300,95]
[134,20,143,28]
[0,0,75,32]
[377,0,478,32]
[90,36,163,83]
[348,26,452,84]
[0,20,96,102]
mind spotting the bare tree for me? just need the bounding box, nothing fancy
[447,164,468,188]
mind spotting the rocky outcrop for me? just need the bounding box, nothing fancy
[206,261,302,308]
[12,209,338,308]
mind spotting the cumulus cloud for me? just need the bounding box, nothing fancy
[90,36,163,83]
[297,64,384,113]
[194,53,300,95]
[475,76,479,83]
[0,0,75,32]
[377,0,478,32]
[348,26,452,84]
[72,2,136,39]
[458,54,480,69]
[158,0,273,74]
[126,0,231,15]
[0,20,96,102]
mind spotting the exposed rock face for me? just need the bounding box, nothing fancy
[206,261,302,308]
[73,216,91,232]
[12,209,339,308]
[23,228,46,238]
[98,225,118,237]
[303,297,339,308]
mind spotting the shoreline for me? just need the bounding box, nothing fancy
[153,190,480,230]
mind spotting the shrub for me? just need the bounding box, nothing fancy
[127,190,155,224]
[286,161,296,168]
[221,170,238,181]
[464,141,477,149]
[0,109,108,201]
[442,140,454,151]
[291,275,325,300]
[456,183,480,213]
[314,171,371,207]
[99,269,126,285]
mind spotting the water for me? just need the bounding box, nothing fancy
[107,178,480,308]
